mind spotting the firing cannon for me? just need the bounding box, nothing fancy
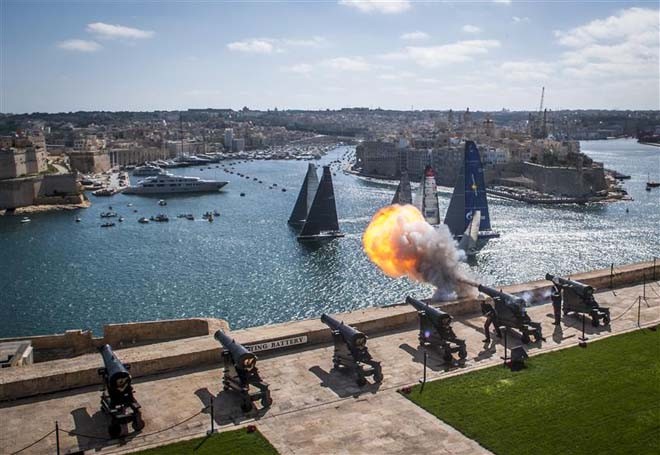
[214,330,272,412]
[546,273,610,326]
[406,296,467,362]
[478,285,543,344]
[321,313,383,386]
[97,344,144,438]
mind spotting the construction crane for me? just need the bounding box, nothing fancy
[538,86,545,113]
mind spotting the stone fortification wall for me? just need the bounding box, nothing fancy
[0,174,80,209]
[1,261,657,401]
[521,162,607,196]
[68,151,111,174]
[0,177,40,209]
[0,318,229,363]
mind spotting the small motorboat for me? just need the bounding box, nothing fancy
[101,222,115,228]
[185,214,195,221]
[100,212,118,218]
[20,217,31,224]
[150,214,169,222]
[213,210,220,216]
[118,217,124,222]
[158,199,167,206]
[138,217,149,224]
[75,217,81,223]
[240,192,246,197]
[281,188,286,192]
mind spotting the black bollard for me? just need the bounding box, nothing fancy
[579,315,588,348]
[55,421,60,455]
[419,348,428,393]
[207,396,215,435]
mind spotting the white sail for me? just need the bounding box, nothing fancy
[458,210,481,256]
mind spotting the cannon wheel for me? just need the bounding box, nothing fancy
[261,396,273,408]
[521,333,531,344]
[108,422,122,439]
[592,317,600,327]
[458,349,468,360]
[443,352,453,363]
[373,371,384,383]
[356,376,367,387]
[132,413,145,432]
[603,316,610,325]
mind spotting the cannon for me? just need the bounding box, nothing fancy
[406,297,467,362]
[321,314,383,386]
[97,344,144,438]
[546,273,610,326]
[478,285,543,344]
[214,330,272,412]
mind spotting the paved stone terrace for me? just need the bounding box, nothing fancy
[1,282,659,455]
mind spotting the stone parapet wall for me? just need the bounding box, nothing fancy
[0,318,228,363]
[1,261,657,401]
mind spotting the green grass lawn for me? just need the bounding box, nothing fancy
[132,428,278,455]
[407,328,660,455]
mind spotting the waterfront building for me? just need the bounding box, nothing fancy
[224,128,234,151]
[232,138,245,153]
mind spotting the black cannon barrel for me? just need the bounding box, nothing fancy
[478,284,526,308]
[406,296,450,324]
[99,344,131,392]
[214,330,257,371]
[321,313,367,348]
[545,273,594,297]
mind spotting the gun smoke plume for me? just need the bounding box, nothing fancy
[362,204,478,300]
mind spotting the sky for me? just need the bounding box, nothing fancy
[1,0,659,113]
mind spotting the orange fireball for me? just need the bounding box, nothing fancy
[362,204,429,280]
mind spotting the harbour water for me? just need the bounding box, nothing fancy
[1,139,658,338]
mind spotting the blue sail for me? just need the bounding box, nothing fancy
[463,141,492,232]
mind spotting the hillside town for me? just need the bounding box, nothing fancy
[0,107,656,211]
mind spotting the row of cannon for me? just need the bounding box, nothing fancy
[94,274,609,438]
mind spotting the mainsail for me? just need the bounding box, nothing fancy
[420,165,440,225]
[288,163,318,227]
[298,166,344,240]
[444,141,496,238]
[392,171,412,205]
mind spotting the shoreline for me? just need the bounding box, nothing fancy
[0,198,91,216]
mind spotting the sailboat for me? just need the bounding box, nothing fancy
[444,140,499,240]
[288,163,319,227]
[415,165,440,224]
[297,166,344,241]
[458,210,481,257]
[392,171,412,205]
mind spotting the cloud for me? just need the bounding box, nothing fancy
[401,31,429,41]
[287,63,314,74]
[226,36,327,54]
[554,7,659,80]
[57,39,102,52]
[227,39,277,54]
[553,7,658,47]
[86,22,154,40]
[493,0,512,4]
[512,16,530,23]
[322,57,372,71]
[386,40,501,67]
[339,0,411,14]
[462,25,481,34]
[499,61,555,82]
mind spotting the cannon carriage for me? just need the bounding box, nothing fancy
[214,330,272,412]
[321,313,383,386]
[478,285,543,344]
[406,296,467,362]
[97,344,145,439]
[546,273,610,326]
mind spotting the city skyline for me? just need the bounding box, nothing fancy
[1,0,659,113]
